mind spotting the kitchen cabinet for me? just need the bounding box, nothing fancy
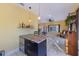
[66,11,78,56]
[19,34,47,56]
[67,31,78,56]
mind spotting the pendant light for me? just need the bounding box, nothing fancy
[38,3,41,35]
[38,3,40,20]
[28,4,32,27]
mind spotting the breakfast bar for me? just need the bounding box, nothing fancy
[19,34,47,56]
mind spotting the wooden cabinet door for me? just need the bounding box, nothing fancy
[68,32,78,56]
[25,39,38,56]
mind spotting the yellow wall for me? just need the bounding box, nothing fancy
[0,4,38,53]
[48,20,67,32]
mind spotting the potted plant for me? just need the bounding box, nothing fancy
[65,15,75,26]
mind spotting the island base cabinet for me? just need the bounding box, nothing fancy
[38,40,47,56]
[24,39,47,56]
[19,36,47,56]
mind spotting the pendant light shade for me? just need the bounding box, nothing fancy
[38,3,40,20]
[38,16,40,20]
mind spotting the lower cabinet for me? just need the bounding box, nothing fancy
[19,37,47,56]
[66,32,78,56]
[24,39,38,56]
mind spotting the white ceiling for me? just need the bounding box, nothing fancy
[18,3,79,22]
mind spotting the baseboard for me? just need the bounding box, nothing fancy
[5,48,19,56]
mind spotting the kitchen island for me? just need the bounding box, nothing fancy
[19,34,47,56]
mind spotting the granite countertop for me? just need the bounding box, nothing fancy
[20,34,47,43]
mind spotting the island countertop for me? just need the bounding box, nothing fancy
[19,34,47,43]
